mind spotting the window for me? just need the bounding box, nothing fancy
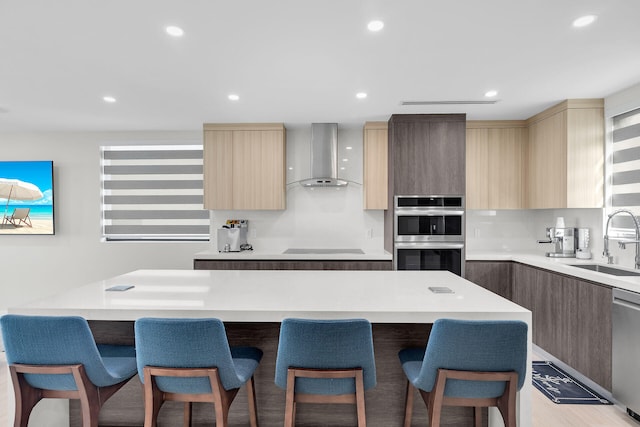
[607,107,640,234]
[101,145,209,241]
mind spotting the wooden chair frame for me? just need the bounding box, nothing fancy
[142,366,258,427]
[403,368,518,427]
[9,363,132,427]
[284,367,366,427]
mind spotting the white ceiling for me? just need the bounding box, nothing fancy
[1,0,639,132]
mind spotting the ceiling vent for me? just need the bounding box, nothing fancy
[401,100,499,106]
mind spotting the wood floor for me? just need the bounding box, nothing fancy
[0,351,638,427]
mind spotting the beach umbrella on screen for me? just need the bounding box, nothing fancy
[0,178,43,219]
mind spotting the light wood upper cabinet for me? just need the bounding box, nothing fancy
[363,121,388,210]
[526,99,604,209]
[203,123,286,210]
[466,121,527,209]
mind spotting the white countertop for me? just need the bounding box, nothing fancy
[194,248,392,261]
[6,269,533,427]
[8,269,529,323]
[467,251,640,293]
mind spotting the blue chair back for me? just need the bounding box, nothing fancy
[415,319,527,398]
[134,318,245,393]
[0,314,132,390]
[274,318,376,395]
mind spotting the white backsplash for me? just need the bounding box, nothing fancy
[466,208,605,259]
[210,125,384,252]
[210,184,384,252]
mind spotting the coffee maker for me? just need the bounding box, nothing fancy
[217,219,249,252]
[538,227,577,258]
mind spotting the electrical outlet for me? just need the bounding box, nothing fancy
[365,228,373,239]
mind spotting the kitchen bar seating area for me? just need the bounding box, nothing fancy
[2,313,528,427]
[1,269,532,426]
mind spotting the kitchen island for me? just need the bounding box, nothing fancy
[7,269,531,427]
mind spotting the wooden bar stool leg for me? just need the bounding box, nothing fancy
[474,407,482,427]
[284,369,296,427]
[11,370,41,427]
[403,381,414,427]
[182,402,192,427]
[355,370,366,427]
[246,376,259,427]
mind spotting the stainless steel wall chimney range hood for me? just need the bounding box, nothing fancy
[300,123,348,187]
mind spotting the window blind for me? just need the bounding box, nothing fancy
[609,107,640,231]
[101,145,209,241]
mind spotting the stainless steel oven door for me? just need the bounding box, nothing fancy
[394,242,465,276]
[394,208,464,242]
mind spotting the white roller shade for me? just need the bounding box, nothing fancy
[101,145,209,241]
[609,107,640,231]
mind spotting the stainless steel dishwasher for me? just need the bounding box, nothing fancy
[613,288,640,421]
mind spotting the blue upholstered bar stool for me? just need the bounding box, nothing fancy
[134,317,263,427]
[0,314,138,427]
[398,319,528,427]
[274,318,376,427]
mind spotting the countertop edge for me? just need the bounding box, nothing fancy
[467,252,640,293]
[194,250,393,261]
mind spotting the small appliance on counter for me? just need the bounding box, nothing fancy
[217,219,251,252]
[538,225,577,258]
[576,228,592,259]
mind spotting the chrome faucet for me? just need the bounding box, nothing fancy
[603,209,640,269]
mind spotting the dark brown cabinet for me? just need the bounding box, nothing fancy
[464,261,512,300]
[512,263,612,390]
[194,259,393,271]
[388,114,466,196]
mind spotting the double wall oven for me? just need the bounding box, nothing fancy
[394,195,465,276]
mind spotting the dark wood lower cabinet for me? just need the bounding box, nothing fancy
[512,263,612,390]
[468,261,612,390]
[464,261,513,300]
[194,259,393,271]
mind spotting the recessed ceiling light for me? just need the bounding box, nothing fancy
[346,146,353,150]
[342,158,349,162]
[356,92,368,99]
[166,26,184,37]
[103,96,116,103]
[228,94,240,101]
[367,20,384,32]
[484,90,498,98]
[573,15,597,28]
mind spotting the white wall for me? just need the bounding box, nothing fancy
[0,126,386,312]
[0,131,210,312]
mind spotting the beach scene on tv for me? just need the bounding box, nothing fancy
[0,161,54,235]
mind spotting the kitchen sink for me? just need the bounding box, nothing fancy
[570,264,640,276]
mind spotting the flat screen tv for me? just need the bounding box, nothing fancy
[0,161,54,235]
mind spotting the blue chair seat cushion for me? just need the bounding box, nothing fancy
[398,320,528,399]
[98,345,138,383]
[152,346,263,394]
[398,347,425,383]
[399,346,511,399]
[231,346,263,384]
[20,345,137,391]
